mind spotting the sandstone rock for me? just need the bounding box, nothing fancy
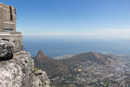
[0,37,23,59]
[0,51,50,87]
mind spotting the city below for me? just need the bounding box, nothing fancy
[34,51,130,87]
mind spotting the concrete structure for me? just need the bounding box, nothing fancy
[0,3,22,37]
[0,3,16,32]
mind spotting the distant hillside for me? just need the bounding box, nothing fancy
[64,52,117,66]
[33,50,70,76]
[33,51,119,77]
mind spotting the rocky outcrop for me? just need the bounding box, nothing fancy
[0,37,23,60]
[0,51,50,87]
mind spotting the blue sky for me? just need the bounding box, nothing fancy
[1,0,130,39]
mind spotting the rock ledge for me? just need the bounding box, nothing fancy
[0,51,50,87]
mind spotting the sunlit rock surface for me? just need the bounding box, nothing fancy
[0,37,23,59]
[0,51,50,87]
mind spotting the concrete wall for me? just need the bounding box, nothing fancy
[0,4,4,31]
[0,3,16,32]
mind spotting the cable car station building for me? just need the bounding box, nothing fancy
[0,3,22,36]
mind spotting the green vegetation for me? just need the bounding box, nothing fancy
[42,80,45,83]
[33,67,39,72]
[39,83,42,86]
[26,52,29,54]
[0,61,5,64]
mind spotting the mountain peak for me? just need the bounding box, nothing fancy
[38,50,45,56]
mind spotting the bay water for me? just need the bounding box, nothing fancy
[23,35,130,58]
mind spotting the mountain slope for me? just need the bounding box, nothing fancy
[33,51,119,77]
[33,51,130,87]
[64,52,115,66]
[33,50,70,76]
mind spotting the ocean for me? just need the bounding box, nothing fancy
[23,35,130,58]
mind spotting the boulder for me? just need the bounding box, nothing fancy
[0,37,23,60]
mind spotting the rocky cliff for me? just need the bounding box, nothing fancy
[0,51,50,87]
[0,37,50,87]
[0,37,23,60]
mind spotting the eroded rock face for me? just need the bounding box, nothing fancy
[0,37,23,60]
[0,51,50,87]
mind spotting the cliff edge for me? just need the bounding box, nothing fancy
[0,37,50,87]
[0,51,50,87]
